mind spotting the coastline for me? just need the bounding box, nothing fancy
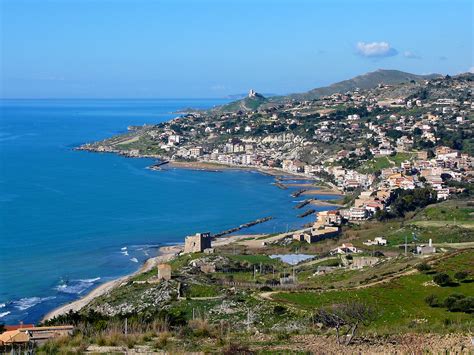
[41,156,342,323]
[166,160,306,178]
[42,234,264,322]
[42,244,182,322]
[166,160,343,195]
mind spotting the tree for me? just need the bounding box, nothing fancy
[454,271,468,282]
[433,273,452,286]
[314,302,375,346]
[424,294,439,307]
[448,296,474,313]
[443,293,465,309]
[415,263,432,272]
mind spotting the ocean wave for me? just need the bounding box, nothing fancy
[0,303,5,308]
[0,311,11,318]
[121,247,127,251]
[13,296,56,311]
[78,277,101,283]
[55,277,101,295]
[130,257,138,263]
[121,250,129,256]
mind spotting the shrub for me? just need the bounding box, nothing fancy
[443,293,465,309]
[415,263,432,272]
[433,273,452,286]
[260,286,273,292]
[447,296,474,313]
[454,271,468,282]
[276,332,290,341]
[188,319,212,338]
[273,305,287,315]
[154,331,170,349]
[424,294,439,307]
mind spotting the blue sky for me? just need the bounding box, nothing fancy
[1,0,472,98]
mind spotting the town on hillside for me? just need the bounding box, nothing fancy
[80,72,474,225]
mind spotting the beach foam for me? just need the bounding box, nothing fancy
[55,277,101,295]
[0,311,11,318]
[13,296,56,311]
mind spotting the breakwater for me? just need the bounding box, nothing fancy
[291,189,307,197]
[298,209,316,218]
[295,199,312,209]
[274,182,288,189]
[213,217,273,238]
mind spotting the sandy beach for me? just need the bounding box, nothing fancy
[301,188,342,196]
[167,160,313,179]
[310,199,343,207]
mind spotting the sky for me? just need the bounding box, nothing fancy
[0,0,473,98]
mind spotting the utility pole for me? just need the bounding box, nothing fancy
[404,234,408,256]
[124,318,128,335]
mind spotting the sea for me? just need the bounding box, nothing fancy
[0,99,338,324]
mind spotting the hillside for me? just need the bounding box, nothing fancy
[41,199,474,353]
[289,69,441,101]
[212,69,441,113]
[214,94,267,113]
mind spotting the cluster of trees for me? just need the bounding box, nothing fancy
[425,292,473,314]
[376,188,437,220]
[436,125,473,154]
[338,149,374,170]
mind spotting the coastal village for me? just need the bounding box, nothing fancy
[81,71,474,225]
[4,71,473,353]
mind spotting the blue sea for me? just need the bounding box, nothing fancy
[0,99,337,324]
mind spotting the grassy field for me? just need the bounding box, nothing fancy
[357,152,415,174]
[184,283,222,298]
[420,201,474,221]
[296,255,419,289]
[340,199,474,248]
[272,250,474,334]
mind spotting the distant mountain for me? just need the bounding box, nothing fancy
[288,69,442,101]
[212,69,442,113]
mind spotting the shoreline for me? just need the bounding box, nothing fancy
[41,156,341,322]
[42,244,183,322]
[166,160,310,179]
[42,233,272,322]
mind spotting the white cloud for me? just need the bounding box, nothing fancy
[468,66,474,73]
[356,41,398,58]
